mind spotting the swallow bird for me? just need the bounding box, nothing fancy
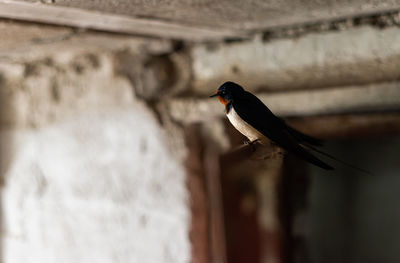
[210,81,334,170]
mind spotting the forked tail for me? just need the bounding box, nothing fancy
[303,144,373,175]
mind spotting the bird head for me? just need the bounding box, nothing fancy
[209,81,244,105]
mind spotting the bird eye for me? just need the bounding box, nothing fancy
[220,91,226,95]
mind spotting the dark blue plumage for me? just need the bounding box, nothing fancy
[211,81,333,170]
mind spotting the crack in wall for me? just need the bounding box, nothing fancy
[260,9,400,42]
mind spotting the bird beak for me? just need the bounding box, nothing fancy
[209,93,219,98]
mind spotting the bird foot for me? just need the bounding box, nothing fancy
[244,139,259,145]
[244,139,260,152]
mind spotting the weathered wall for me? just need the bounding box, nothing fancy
[0,23,190,263]
[191,26,400,95]
[1,9,400,263]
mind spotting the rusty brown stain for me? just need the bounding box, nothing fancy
[185,124,210,263]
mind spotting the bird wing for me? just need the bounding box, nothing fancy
[233,91,333,170]
[281,120,323,146]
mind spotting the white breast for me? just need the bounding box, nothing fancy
[226,107,267,143]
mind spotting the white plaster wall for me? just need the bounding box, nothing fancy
[0,32,189,263]
[1,107,190,263]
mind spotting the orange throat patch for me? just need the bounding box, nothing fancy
[218,96,229,106]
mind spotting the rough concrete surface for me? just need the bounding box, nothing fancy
[2,109,189,263]
[18,0,400,31]
[0,26,190,263]
[0,21,173,62]
[1,53,135,128]
[0,1,245,41]
[191,26,400,95]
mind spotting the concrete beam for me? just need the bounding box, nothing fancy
[18,0,400,31]
[191,26,400,95]
[0,1,247,41]
[167,82,400,123]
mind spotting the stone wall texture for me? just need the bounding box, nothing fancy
[0,26,190,263]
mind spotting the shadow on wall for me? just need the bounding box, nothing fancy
[0,70,17,263]
[0,71,15,183]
